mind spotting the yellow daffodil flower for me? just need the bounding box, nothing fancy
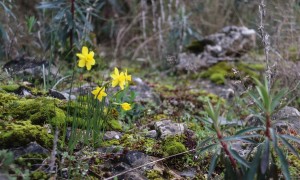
[111,67,126,90]
[91,86,107,101]
[121,102,131,111]
[124,69,132,82]
[77,46,95,70]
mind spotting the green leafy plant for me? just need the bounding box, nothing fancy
[198,77,300,179]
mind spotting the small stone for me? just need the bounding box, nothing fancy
[145,130,157,139]
[103,131,122,141]
[154,120,185,139]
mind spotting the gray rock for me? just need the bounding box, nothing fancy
[104,131,122,140]
[272,106,300,121]
[123,171,147,180]
[145,130,158,139]
[3,56,59,81]
[154,120,185,139]
[130,77,161,106]
[11,141,49,158]
[180,168,197,179]
[123,151,150,168]
[176,26,256,71]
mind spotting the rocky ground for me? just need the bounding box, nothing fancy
[1,26,300,179]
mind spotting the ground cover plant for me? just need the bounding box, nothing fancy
[0,0,300,179]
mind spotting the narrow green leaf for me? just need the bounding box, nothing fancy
[279,135,300,158]
[248,91,264,111]
[281,134,300,144]
[270,89,286,112]
[229,148,250,168]
[275,147,291,180]
[198,137,215,148]
[245,145,262,180]
[235,126,264,135]
[208,151,219,179]
[198,144,218,155]
[222,134,262,142]
[260,139,269,174]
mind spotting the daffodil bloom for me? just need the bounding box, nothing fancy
[91,86,107,101]
[124,69,132,82]
[111,67,126,90]
[121,102,131,111]
[77,46,95,70]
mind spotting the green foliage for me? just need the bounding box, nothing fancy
[198,77,300,179]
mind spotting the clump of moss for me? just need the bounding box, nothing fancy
[200,62,234,85]
[16,153,48,169]
[30,171,49,180]
[236,62,265,79]
[162,137,187,156]
[4,97,66,126]
[0,84,20,92]
[101,139,120,147]
[199,62,265,84]
[107,119,122,131]
[0,121,53,149]
[0,92,18,106]
[145,170,164,180]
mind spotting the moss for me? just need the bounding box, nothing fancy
[236,62,265,79]
[210,73,226,85]
[199,62,265,84]
[101,139,120,147]
[0,84,20,92]
[200,62,233,85]
[16,153,48,168]
[0,121,53,149]
[107,119,122,131]
[30,171,49,180]
[162,139,186,156]
[5,97,66,126]
[145,170,164,180]
[0,92,18,106]
[288,153,300,177]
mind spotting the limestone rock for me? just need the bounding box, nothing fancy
[154,120,185,139]
[177,26,256,71]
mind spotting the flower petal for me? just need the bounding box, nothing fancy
[82,46,88,55]
[78,59,86,67]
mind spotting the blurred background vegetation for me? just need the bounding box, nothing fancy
[1,0,300,64]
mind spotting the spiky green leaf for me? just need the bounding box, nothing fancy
[280,134,300,144]
[208,151,219,179]
[275,147,291,180]
[235,126,264,135]
[260,139,269,174]
[229,148,250,168]
[279,135,300,158]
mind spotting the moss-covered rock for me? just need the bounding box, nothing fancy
[0,121,53,149]
[4,97,66,126]
[199,61,265,84]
